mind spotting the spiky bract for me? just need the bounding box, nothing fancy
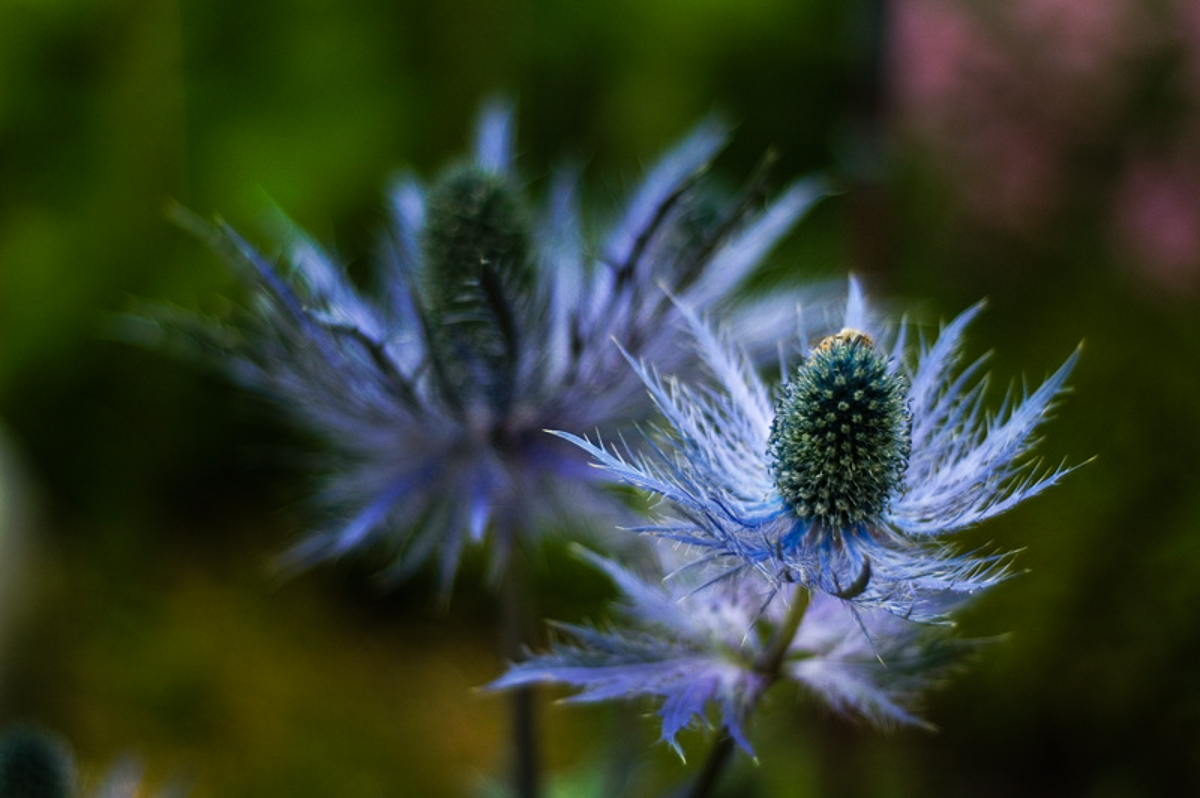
[491,546,974,756]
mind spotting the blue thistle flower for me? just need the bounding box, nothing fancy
[556,279,1079,621]
[491,545,974,756]
[163,102,823,588]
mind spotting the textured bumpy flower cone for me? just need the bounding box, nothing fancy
[147,101,824,590]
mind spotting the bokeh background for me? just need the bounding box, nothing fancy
[2,0,1199,795]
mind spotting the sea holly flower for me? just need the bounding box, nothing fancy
[160,102,822,588]
[491,546,975,756]
[556,280,1079,621]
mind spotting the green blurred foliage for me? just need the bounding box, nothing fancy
[0,0,1198,795]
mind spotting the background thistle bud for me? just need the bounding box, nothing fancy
[768,329,911,530]
[422,164,531,312]
[420,164,533,405]
[0,727,75,798]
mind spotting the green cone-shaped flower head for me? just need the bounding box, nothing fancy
[420,164,534,404]
[422,164,531,312]
[768,328,911,529]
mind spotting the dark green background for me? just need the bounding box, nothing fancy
[1,0,1197,795]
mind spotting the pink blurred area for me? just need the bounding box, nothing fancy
[891,0,1200,291]
[1113,149,1200,289]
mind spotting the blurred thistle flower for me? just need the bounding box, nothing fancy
[0,726,74,798]
[557,280,1079,621]
[0,728,181,798]
[158,102,822,588]
[491,546,974,756]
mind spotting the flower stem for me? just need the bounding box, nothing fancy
[686,587,810,798]
[757,586,810,677]
[509,684,539,798]
[685,732,735,798]
[500,548,541,798]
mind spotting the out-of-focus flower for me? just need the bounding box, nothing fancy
[891,0,1147,233]
[492,546,974,755]
[1113,149,1200,290]
[0,728,182,798]
[891,0,1200,291]
[157,102,821,588]
[557,280,1078,621]
[0,726,74,798]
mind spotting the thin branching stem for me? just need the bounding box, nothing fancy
[686,587,810,798]
[757,587,810,677]
[685,732,735,798]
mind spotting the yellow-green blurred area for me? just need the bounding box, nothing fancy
[1,0,1198,795]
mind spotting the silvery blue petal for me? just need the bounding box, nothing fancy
[605,117,728,270]
[474,98,516,175]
